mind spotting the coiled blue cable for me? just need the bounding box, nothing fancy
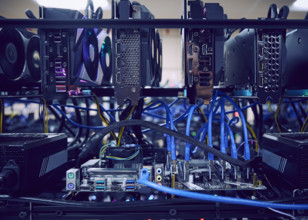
[220,98,226,154]
[217,91,250,160]
[192,117,237,159]
[53,105,106,129]
[207,91,218,160]
[185,104,199,161]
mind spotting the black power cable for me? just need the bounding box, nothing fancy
[57,104,66,133]
[48,106,75,137]
[132,98,144,144]
[77,119,257,167]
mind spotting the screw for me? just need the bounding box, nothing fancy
[19,211,27,218]
[56,210,63,216]
[169,209,177,216]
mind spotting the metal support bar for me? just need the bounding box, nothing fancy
[91,88,185,97]
[0,19,308,29]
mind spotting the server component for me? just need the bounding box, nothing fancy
[0,27,40,91]
[39,7,84,100]
[0,133,67,194]
[67,159,139,192]
[256,28,286,103]
[262,132,308,190]
[113,0,160,105]
[185,0,224,104]
[223,4,288,103]
[40,3,111,101]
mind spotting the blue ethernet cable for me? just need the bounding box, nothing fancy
[143,112,166,119]
[98,103,116,123]
[228,116,239,126]
[192,117,237,159]
[224,129,229,149]
[144,98,181,111]
[207,91,218,160]
[138,169,308,210]
[144,101,172,154]
[6,98,124,113]
[185,104,199,161]
[220,98,226,154]
[224,101,259,115]
[223,120,237,159]
[88,97,116,122]
[191,121,208,154]
[217,91,250,160]
[145,101,176,160]
[141,105,192,134]
[53,105,106,129]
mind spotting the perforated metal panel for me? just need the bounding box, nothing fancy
[113,29,141,105]
[120,31,140,87]
[0,146,25,169]
[257,30,286,103]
